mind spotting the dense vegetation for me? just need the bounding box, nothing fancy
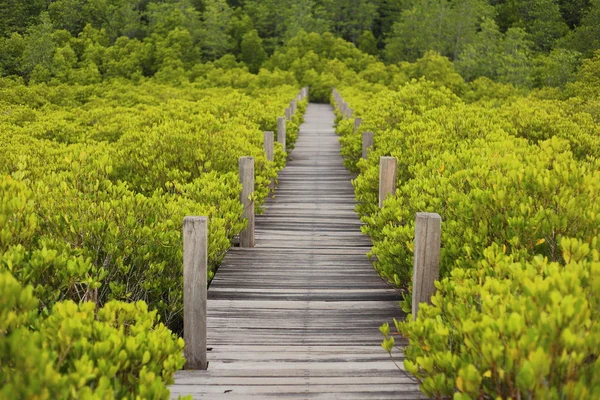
[0,74,305,396]
[2,0,600,398]
[2,0,600,89]
[333,51,600,397]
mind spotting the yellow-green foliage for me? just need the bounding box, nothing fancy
[0,270,185,399]
[335,74,600,396]
[0,78,304,327]
[388,240,600,399]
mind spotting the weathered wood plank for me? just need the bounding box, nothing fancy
[171,103,418,399]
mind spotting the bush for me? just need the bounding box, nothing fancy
[0,269,186,399]
[383,239,600,399]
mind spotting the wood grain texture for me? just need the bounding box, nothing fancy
[379,156,398,208]
[239,156,254,248]
[277,116,287,151]
[362,131,374,159]
[264,131,275,162]
[183,216,208,370]
[412,213,441,319]
[171,104,425,399]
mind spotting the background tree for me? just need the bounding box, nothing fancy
[201,0,233,60]
[239,29,267,72]
[357,30,378,55]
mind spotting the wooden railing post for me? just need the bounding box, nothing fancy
[362,131,374,159]
[354,117,362,132]
[183,216,208,370]
[285,107,292,121]
[277,117,286,151]
[291,99,297,115]
[412,213,441,320]
[379,156,397,208]
[264,131,274,161]
[239,156,255,247]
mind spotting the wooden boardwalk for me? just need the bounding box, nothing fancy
[170,104,425,399]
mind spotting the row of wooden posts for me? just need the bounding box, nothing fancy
[332,88,442,321]
[182,87,308,370]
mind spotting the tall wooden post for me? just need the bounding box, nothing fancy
[239,157,255,248]
[362,131,374,159]
[354,117,362,132]
[264,131,274,161]
[277,117,286,151]
[379,156,397,208]
[412,213,441,320]
[183,216,208,370]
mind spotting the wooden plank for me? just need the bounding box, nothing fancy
[171,103,418,399]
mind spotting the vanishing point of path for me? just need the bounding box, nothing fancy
[170,104,426,399]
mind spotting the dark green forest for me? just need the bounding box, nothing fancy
[1,0,599,87]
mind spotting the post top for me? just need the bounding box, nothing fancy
[380,156,397,161]
[184,216,208,223]
[415,212,442,220]
[239,156,254,162]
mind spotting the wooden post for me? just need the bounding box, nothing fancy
[412,213,441,320]
[239,157,254,248]
[183,216,208,370]
[379,156,397,208]
[362,131,374,159]
[291,99,297,115]
[285,107,292,121]
[347,107,354,118]
[354,117,362,132]
[277,117,286,151]
[264,131,274,161]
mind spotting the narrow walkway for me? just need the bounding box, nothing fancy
[170,104,425,399]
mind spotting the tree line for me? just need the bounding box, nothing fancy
[0,0,599,87]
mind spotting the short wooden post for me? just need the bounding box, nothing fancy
[285,107,292,121]
[354,117,362,132]
[291,99,297,115]
[264,131,274,161]
[412,213,441,320]
[239,157,254,248]
[379,156,397,208]
[362,131,374,159]
[277,117,286,151]
[183,216,208,370]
